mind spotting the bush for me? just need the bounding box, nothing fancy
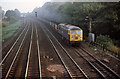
[96,35,113,48]
[2,23,6,27]
[108,45,120,53]
[9,16,17,24]
[96,35,120,52]
[2,21,9,27]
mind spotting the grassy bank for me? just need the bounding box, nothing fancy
[2,21,21,42]
[96,35,120,56]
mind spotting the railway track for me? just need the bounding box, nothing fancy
[88,42,120,62]
[41,19,120,63]
[35,23,42,78]
[1,21,29,78]
[40,24,89,79]
[2,18,120,78]
[2,20,42,78]
[36,21,70,78]
[39,21,101,78]
[3,22,30,79]
[2,19,31,58]
[25,23,33,78]
[25,22,41,78]
[1,22,28,66]
[39,20,120,79]
[74,47,120,79]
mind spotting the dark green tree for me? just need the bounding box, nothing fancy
[14,9,21,18]
[5,9,20,23]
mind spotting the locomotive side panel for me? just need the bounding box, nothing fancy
[58,26,69,40]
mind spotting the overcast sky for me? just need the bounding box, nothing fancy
[0,0,51,13]
[0,0,120,13]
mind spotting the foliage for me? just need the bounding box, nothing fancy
[14,9,21,17]
[9,16,17,24]
[4,9,21,24]
[96,35,113,48]
[0,7,2,19]
[2,21,21,41]
[2,21,9,27]
[108,45,120,53]
[96,35,120,52]
[34,2,120,46]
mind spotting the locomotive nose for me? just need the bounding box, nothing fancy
[74,35,78,39]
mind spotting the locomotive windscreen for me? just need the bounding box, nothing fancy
[71,31,76,34]
[76,31,82,34]
[71,30,81,34]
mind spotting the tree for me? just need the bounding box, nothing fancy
[14,9,21,18]
[34,2,120,44]
[5,10,19,23]
[0,6,2,19]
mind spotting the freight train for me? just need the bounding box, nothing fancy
[55,23,83,44]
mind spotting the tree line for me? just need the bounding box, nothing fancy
[3,9,21,25]
[33,2,120,46]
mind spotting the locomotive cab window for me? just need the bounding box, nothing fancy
[71,31,76,34]
[76,31,81,34]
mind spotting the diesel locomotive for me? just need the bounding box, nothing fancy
[55,23,83,44]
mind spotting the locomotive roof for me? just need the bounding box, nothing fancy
[59,23,81,30]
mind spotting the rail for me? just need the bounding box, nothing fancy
[43,25,89,79]
[5,24,29,78]
[35,24,42,79]
[80,47,120,79]
[0,24,28,66]
[25,25,33,78]
[89,42,120,61]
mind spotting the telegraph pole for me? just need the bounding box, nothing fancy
[89,18,92,33]
[85,16,92,33]
[85,16,95,44]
